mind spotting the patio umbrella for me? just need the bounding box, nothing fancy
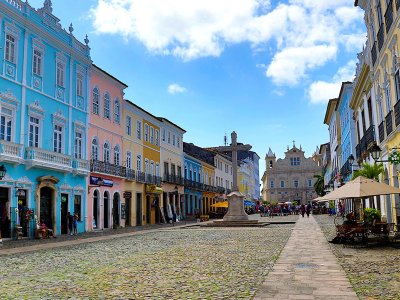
[318,176,400,201]
[211,201,228,208]
[312,196,326,202]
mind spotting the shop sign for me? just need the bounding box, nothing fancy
[121,203,126,219]
[90,176,113,187]
[123,191,132,199]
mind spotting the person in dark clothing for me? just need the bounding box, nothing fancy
[300,204,306,218]
[306,204,311,218]
[67,212,74,236]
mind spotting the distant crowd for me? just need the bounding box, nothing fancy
[247,203,313,218]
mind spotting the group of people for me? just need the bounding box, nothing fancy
[37,212,78,239]
[67,212,79,236]
[299,203,312,218]
[255,203,313,217]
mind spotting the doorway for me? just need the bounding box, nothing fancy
[93,190,99,229]
[125,196,131,226]
[136,193,142,226]
[113,193,120,228]
[61,194,68,234]
[0,187,10,238]
[104,191,109,228]
[40,187,53,229]
[146,195,151,224]
[17,189,29,237]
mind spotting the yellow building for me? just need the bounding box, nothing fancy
[356,0,400,223]
[202,162,216,215]
[123,100,161,226]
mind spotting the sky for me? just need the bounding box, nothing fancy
[29,0,366,166]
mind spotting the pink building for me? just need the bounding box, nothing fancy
[88,65,128,230]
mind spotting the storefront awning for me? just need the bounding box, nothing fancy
[146,185,163,194]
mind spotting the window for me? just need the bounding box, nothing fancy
[395,61,400,103]
[385,73,392,113]
[377,1,383,25]
[150,127,154,144]
[0,107,12,142]
[270,180,274,188]
[56,61,65,87]
[33,49,43,76]
[126,116,132,136]
[114,145,120,166]
[92,88,99,115]
[144,124,149,142]
[74,131,83,159]
[114,99,120,123]
[155,129,159,146]
[290,157,300,166]
[103,143,110,163]
[171,164,176,175]
[137,121,142,139]
[156,163,160,177]
[164,162,169,176]
[76,72,83,97]
[308,179,312,187]
[172,134,175,146]
[104,93,110,119]
[150,161,155,176]
[126,151,132,169]
[5,34,16,63]
[184,165,187,179]
[91,138,99,160]
[168,131,170,143]
[137,155,142,172]
[145,159,149,175]
[177,166,181,177]
[294,180,299,188]
[162,129,166,141]
[280,180,285,188]
[53,125,63,153]
[177,137,180,148]
[29,116,40,147]
[74,195,82,221]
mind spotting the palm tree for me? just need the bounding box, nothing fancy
[351,162,384,181]
[313,174,325,196]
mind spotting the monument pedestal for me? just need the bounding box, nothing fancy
[223,191,249,221]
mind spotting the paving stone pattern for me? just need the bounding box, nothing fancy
[315,214,400,300]
[253,215,358,300]
[0,225,293,299]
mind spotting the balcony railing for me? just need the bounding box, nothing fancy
[72,159,90,176]
[137,171,146,183]
[126,168,136,181]
[26,147,73,171]
[340,160,352,178]
[377,25,385,51]
[395,100,400,127]
[385,0,394,33]
[163,173,184,185]
[0,140,24,164]
[5,0,23,11]
[386,110,393,136]
[90,160,127,177]
[379,121,385,143]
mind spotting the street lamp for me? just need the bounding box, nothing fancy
[0,165,7,180]
[348,154,355,165]
[370,144,382,161]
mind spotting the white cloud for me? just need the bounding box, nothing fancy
[168,83,187,94]
[308,60,356,104]
[90,0,364,85]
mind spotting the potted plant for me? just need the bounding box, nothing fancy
[363,208,381,224]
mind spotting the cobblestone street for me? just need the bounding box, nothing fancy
[314,215,400,300]
[0,223,294,299]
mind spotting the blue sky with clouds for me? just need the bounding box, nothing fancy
[30,0,366,163]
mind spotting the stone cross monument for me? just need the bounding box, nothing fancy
[215,131,252,221]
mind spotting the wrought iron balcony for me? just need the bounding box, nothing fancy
[125,168,136,181]
[395,100,400,127]
[26,147,73,172]
[371,41,378,66]
[385,0,394,33]
[340,160,352,178]
[137,171,146,183]
[90,160,127,177]
[377,25,385,51]
[379,121,385,143]
[386,110,393,136]
[72,159,90,176]
[0,140,24,164]
[163,173,184,185]
[216,186,225,194]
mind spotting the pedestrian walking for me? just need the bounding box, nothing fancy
[67,212,74,236]
[306,203,311,218]
[73,213,78,235]
[300,204,306,218]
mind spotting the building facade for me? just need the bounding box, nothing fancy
[88,65,127,230]
[0,0,90,238]
[261,144,321,204]
[183,153,203,218]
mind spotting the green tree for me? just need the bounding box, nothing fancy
[313,174,325,196]
[351,162,384,181]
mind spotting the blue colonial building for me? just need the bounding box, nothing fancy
[338,82,357,183]
[183,150,203,218]
[0,0,91,238]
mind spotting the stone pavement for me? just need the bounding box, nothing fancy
[253,214,358,300]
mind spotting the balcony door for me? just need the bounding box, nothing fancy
[40,187,53,229]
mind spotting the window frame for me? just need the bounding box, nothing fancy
[76,71,84,97]
[53,124,63,153]
[5,33,16,63]
[74,130,83,159]
[104,92,111,119]
[56,60,65,87]
[113,98,120,124]
[126,115,132,136]
[136,120,142,140]
[28,116,41,148]
[32,48,43,76]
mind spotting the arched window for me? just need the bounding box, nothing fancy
[91,138,99,160]
[104,92,110,119]
[137,155,142,172]
[114,145,120,166]
[114,98,120,124]
[92,87,99,115]
[150,161,155,176]
[126,151,132,169]
[145,159,149,175]
[103,142,110,163]
[156,163,160,177]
